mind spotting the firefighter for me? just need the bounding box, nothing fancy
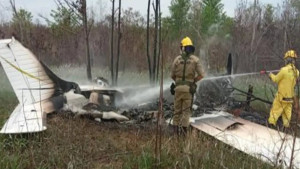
[170,37,204,136]
[267,50,299,128]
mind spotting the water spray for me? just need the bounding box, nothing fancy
[115,69,280,107]
[201,69,280,82]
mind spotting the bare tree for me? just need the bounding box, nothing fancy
[146,0,152,83]
[52,0,93,80]
[156,0,162,83]
[80,0,92,81]
[115,0,121,85]
[146,0,161,84]
[111,0,115,86]
[152,0,159,83]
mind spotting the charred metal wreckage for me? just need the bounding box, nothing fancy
[0,38,300,168]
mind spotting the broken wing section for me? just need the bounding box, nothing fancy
[0,103,46,134]
[0,38,55,105]
[191,111,300,168]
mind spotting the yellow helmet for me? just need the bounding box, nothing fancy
[284,50,297,59]
[181,37,193,47]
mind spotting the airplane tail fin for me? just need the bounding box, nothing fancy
[0,38,57,133]
[0,38,56,105]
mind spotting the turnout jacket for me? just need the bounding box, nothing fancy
[269,64,299,101]
[171,54,204,92]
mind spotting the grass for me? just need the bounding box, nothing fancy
[0,66,276,169]
[0,68,17,127]
[0,118,273,169]
[232,75,276,114]
[122,130,273,169]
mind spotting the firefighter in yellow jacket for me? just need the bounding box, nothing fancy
[171,37,204,135]
[268,50,299,128]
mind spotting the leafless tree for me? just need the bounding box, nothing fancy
[52,0,93,80]
[80,0,92,81]
[156,0,162,84]
[110,0,115,86]
[115,0,122,86]
[152,0,159,84]
[146,0,152,83]
[146,0,161,84]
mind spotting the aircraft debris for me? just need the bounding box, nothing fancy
[0,38,127,133]
[189,111,300,169]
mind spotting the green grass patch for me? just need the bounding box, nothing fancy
[232,75,276,113]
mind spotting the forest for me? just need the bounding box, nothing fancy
[1,0,300,83]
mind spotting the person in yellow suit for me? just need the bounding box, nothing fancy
[268,50,299,128]
[171,37,204,136]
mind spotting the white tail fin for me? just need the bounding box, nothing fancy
[0,38,56,133]
[0,38,55,105]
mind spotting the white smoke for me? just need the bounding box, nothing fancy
[116,81,172,107]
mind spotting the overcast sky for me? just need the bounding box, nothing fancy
[0,0,283,23]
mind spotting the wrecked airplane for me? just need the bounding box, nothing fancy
[0,38,128,134]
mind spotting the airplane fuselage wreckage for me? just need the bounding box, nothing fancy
[0,38,300,168]
[0,38,128,134]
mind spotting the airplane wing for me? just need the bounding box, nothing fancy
[190,111,300,168]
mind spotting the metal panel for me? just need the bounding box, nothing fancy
[191,111,300,169]
[0,104,46,134]
[0,39,55,104]
[0,38,56,134]
[194,115,242,131]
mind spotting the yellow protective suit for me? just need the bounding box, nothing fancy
[268,64,299,127]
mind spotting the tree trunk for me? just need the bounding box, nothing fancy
[81,0,92,81]
[115,0,121,86]
[111,0,115,86]
[251,0,257,71]
[146,0,152,84]
[152,0,159,84]
[156,1,161,82]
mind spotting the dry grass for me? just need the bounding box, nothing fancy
[0,116,273,169]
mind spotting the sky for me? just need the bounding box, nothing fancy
[0,0,283,23]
